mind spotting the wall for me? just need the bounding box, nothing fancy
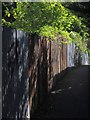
[67,43,75,67]
[2,26,30,118]
[29,36,68,116]
[67,43,89,67]
[82,53,88,65]
[2,27,68,118]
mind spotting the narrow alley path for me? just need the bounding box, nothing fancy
[31,65,89,119]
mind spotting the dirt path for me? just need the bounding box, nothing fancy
[31,65,89,119]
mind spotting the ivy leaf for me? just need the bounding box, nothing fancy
[7,13,10,17]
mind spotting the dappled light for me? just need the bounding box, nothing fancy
[2,26,89,119]
[2,26,30,118]
[68,86,72,90]
[2,2,90,119]
[51,89,64,94]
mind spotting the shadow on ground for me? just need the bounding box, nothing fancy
[31,65,89,119]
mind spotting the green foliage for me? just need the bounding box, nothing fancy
[2,2,89,53]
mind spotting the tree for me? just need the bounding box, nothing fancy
[2,2,89,53]
[63,2,90,59]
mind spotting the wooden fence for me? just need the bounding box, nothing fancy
[2,26,68,118]
[2,26,29,118]
[29,34,68,116]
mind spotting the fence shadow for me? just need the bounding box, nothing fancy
[31,65,88,118]
[31,67,69,118]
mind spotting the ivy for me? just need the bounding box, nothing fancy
[2,2,89,53]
